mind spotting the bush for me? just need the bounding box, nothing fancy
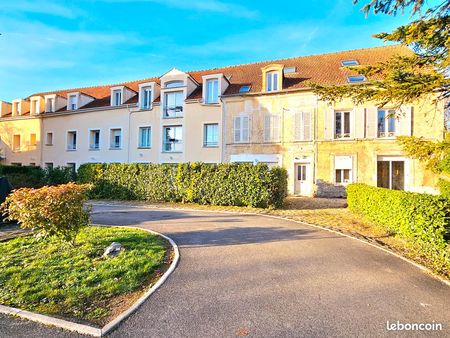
[1,183,92,244]
[0,165,75,188]
[347,184,450,275]
[78,162,287,208]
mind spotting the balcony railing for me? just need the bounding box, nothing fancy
[163,106,183,118]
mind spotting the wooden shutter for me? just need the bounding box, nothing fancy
[242,115,249,142]
[366,107,378,139]
[294,112,302,140]
[233,116,241,143]
[323,107,334,140]
[303,111,311,141]
[264,114,271,142]
[399,106,412,136]
[354,107,365,139]
[273,115,281,142]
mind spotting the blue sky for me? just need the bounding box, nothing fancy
[0,0,418,101]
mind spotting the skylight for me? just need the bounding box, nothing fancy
[347,75,366,83]
[341,60,359,66]
[239,85,251,93]
[283,67,296,74]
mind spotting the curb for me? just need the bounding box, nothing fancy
[90,201,450,288]
[0,226,180,337]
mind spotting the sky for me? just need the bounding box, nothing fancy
[0,0,421,101]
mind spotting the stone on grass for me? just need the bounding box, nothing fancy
[103,242,123,258]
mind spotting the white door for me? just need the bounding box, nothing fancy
[295,163,311,196]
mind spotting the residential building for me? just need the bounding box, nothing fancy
[0,45,444,196]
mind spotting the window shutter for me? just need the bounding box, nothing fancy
[294,112,302,140]
[273,115,281,142]
[399,106,412,136]
[303,111,311,141]
[264,114,271,142]
[233,116,241,143]
[366,107,378,139]
[354,107,365,139]
[323,107,334,140]
[242,116,249,142]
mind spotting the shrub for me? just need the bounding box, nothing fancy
[0,165,75,188]
[347,184,450,276]
[1,183,92,244]
[77,162,287,208]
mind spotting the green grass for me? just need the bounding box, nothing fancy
[0,226,169,324]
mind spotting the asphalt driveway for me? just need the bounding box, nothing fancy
[1,203,449,337]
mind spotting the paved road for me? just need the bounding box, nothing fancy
[1,204,449,337]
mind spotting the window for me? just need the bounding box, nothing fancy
[347,75,366,83]
[112,90,122,106]
[11,162,22,166]
[45,162,53,169]
[341,60,359,66]
[31,100,40,115]
[67,162,76,173]
[13,135,21,151]
[165,80,184,88]
[297,165,307,181]
[110,129,122,149]
[204,123,218,147]
[377,159,405,190]
[378,109,396,137]
[30,133,37,147]
[239,85,251,93]
[335,156,353,185]
[13,102,20,115]
[283,67,296,74]
[335,111,351,139]
[141,87,152,109]
[205,79,219,104]
[266,71,278,92]
[89,129,100,150]
[164,91,184,118]
[46,132,53,146]
[294,111,311,141]
[139,127,151,148]
[46,98,54,112]
[67,131,77,150]
[69,95,77,110]
[264,114,281,142]
[163,126,183,152]
[233,115,250,143]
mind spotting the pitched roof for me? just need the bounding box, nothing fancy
[27,44,409,112]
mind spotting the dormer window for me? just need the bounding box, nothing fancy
[46,97,55,112]
[13,102,20,115]
[141,87,152,109]
[31,99,40,115]
[266,71,279,92]
[205,78,219,104]
[69,95,77,110]
[165,80,184,88]
[112,89,122,106]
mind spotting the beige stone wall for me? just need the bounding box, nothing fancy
[0,116,42,166]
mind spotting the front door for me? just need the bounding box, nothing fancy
[295,163,311,196]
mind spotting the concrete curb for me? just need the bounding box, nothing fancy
[0,226,180,337]
[90,201,450,288]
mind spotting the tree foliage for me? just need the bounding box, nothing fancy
[310,0,450,107]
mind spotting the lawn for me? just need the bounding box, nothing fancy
[0,226,171,326]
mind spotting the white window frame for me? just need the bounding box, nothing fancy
[377,156,407,190]
[334,111,351,139]
[30,98,40,115]
[163,90,184,118]
[111,89,123,106]
[44,95,55,113]
[293,111,312,141]
[45,132,54,146]
[334,155,353,185]
[68,94,78,110]
[162,125,183,153]
[89,129,101,150]
[233,114,250,143]
[204,78,219,104]
[266,71,279,92]
[109,128,122,149]
[141,87,152,110]
[66,130,77,151]
[138,126,152,148]
[377,109,398,138]
[203,123,219,147]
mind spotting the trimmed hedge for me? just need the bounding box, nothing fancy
[0,165,75,188]
[77,162,288,208]
[347,184,450,276]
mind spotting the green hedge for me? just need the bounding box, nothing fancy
[347,184,450,276]
[0,165,75,189]
[77,162,288,208]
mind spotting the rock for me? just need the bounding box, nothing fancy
[103,242,123,258]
